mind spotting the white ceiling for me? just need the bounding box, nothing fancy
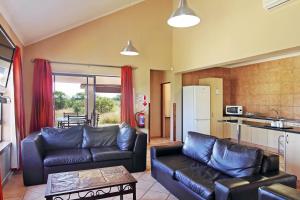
[0,0,144,46]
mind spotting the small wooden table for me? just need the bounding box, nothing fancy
[45,166,137,200]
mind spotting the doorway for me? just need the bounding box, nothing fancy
[161,82,171,139]
[149,70,172,142]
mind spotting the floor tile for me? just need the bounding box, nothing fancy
[141,190,169,200]
[149,182,169,194]
[166,194,179,200]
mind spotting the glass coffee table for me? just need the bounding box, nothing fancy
[45,166,137,200]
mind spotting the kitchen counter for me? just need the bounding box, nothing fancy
[220,119,300,134]
[224,114,300,122]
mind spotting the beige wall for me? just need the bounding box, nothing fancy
[23,0,173,133]
[172,0,300,72]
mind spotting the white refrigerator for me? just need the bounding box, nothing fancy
[182,86,211,142]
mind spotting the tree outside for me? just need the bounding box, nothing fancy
[54,91,67,110]
[54,91,120,125]
[96,97,114,114]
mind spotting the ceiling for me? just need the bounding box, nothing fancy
[0,0,144,46]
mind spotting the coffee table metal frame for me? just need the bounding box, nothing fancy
[45,166,137,200]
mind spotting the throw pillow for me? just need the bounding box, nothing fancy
[117,122,136,151]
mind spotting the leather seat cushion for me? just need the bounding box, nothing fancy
[182,132,216,164]
[44,149,92,167]
[175,165,230,200]
[90,146,133,162]
[152,154,201,178]
[208,140,264,178]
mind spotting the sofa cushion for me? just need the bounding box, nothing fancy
[44,149,92,167]
[208,140,264,178]
[117,123,137,151]
[183,132,216,164]
[82,125,119,148]
[41,126,83,150]
[175,165,230,200]
[152,154,201,178]
[90,146,133,162]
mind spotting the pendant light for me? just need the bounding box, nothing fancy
[120,40,139,56]
[168,0,200,28]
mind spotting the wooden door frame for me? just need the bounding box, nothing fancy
[173,103,176,141]
[148,103,151,143]
[161,82,171,138]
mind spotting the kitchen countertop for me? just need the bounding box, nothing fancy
[223,114,300,122]
[220,119,300,134]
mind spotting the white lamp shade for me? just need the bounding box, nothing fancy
[168,0,200,28]
[120,40,139,56]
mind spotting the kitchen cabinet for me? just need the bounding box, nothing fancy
[267,130,284,150]
[241,124,252,143]
[230,123,237,139]
[223,122,232,138]
[224,123,251,142]
[285,133,300,179]
[251,127,268,146]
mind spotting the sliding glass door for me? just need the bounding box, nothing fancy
[53,73,121,127]
[94,76,121,126]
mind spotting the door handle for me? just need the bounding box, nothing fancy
[286,134,289,144]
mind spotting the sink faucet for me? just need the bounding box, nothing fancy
[270,108,280,120]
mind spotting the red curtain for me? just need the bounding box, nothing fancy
[0,172,3,200]
[13,46,26,168]
[30,59,54,132]
[121,66,136,127]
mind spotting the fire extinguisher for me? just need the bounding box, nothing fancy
[135,95,147,128]
[135,112,145,128]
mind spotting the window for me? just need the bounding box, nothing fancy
[53,73,121,127]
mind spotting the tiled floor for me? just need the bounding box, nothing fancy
[3,137,178,200]
[3,137,299,200]
[4,171,178,200]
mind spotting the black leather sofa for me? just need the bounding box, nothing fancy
[151,131,297,200]
[259,184,300,200]
[22,124,147,186]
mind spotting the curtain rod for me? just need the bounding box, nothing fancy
[30,59,137,69]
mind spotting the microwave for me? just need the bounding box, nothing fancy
[225,105,243,115]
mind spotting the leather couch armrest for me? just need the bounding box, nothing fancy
[215,173,297,200]
[150,144,183,160]
[259,184,300,200]
[132,132,147,171]
[21,132,45,186]
[261,153,279,174]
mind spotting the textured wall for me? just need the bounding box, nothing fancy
[231,56,300,119]
[182,55,300,119]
